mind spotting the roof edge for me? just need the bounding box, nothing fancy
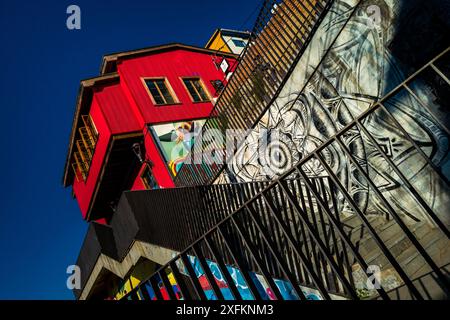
[100,43,238,75]
[205,29,221,50]
[62,72,120,187]
[205,29,251,49]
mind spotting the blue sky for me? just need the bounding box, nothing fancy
[0,0,261,300]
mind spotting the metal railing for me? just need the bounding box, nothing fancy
[73,181,270,298]
[174,0,332,187]
[121,47,450,301]
[119,181,270,253]
[122,170,449,300]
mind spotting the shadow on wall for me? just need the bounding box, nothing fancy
[387,0,450,118]
[386,0,450,83]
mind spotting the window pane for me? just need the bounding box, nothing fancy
[142,166,157,189]
[146,80,165,105]
[193,80,209,101]
[184,79,201,102]
[232,39,246,47]
[156,80,175,104]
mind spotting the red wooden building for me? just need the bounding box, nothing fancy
[62,44,237,222]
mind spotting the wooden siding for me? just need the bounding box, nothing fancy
[117,49,234,125]
[94,83,141,134]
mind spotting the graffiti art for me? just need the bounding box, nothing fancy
[150,119,206,176]
[219,0,450,226]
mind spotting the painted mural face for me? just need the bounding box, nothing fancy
[219,0,450,226]
[151,119,206,176]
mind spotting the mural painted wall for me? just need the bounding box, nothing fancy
[112,259,155,300]
[122,254,349,300]
[216,0,450,227]
[173,255,345,300]
[116,0,449,301]
[141,272,183,300]
[150,119,206,176]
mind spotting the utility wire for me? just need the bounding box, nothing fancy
[214,1,263,53]
[211,0,267,85]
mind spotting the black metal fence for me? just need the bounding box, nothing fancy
[122,47,450,301]
[122,172,449,300]
[119,181,270,253]
[174,0,332,187]
[123,174,449,300]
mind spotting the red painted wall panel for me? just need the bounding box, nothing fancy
[130,164,147,191]
[130,128,176,191]
[144,128,175,188]
[94,83,141,135]
[73,98,112,219]
[131,128,175,191]
[118,49,231,125]
[119,78,146,128]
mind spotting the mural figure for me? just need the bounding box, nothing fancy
[150,119,206,176]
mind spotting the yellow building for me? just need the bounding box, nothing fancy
[205,28,251,55]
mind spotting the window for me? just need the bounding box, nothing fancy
[232,38,247,48]
[141,164,158,190]
[210,80,225,95]
[182,78,210,103]
[144,78,177,105]
[72,115,98,181]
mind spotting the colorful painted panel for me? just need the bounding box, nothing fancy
[114,272,148,300]
[173,255,335,300]
[143,272,183,300]
[113,260,155,300]
[130,255,347,301]
[150,119,206,176]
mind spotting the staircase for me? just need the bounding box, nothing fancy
[119,174,450,300]
[339,214,450,299]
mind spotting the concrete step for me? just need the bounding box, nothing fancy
[355,223,450,299]
[277,204,449,299]
[373,263,450,300]
[364,220,429,266]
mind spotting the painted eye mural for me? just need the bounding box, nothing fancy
[150,119,207,176]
